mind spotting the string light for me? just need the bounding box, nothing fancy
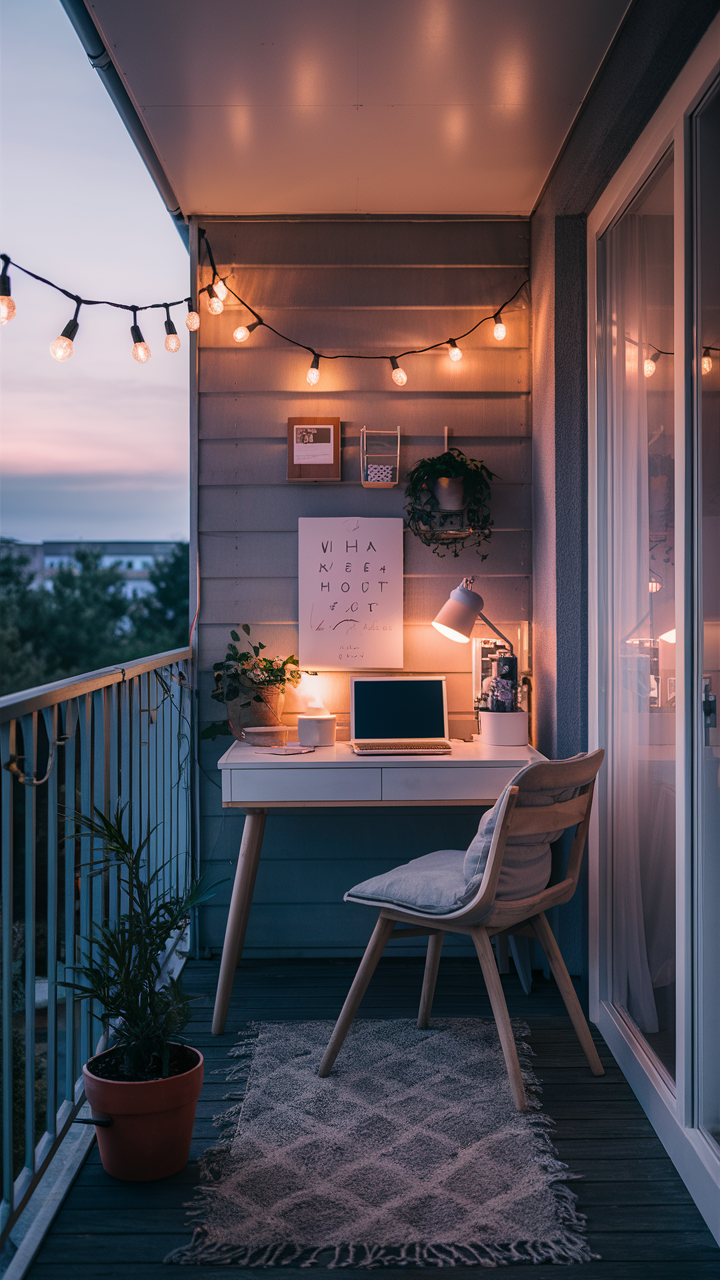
[206,283,224,315]
[233,320,262,344]
[644,350,660,378]
[306,353,320,386]
[0,256,16,324]
[164,305,181,352]
[50,299,81,362]
[702,348,713,375]
[390,357,407,386]
[648,572,662,594]
[0,235,530,381]
[130,310,151,363]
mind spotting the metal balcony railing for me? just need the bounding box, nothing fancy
[0,649,194,1244]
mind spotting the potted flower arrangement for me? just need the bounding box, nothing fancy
[202,623,302,743]
[404,446,495,558]
[61,807,217,1182]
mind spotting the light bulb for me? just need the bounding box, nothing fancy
[0,264,15,324]
[306,354,320,386]
[214,279,228,302]
[186,310,200,331]
[233,325,250,343]
[164,317,180,352]
[49,316,79,362]
[648,578,661,593]
[448,339,463,362]
[390,357,407,386]
[50,335,74,361]
[644,357,656,378]
[206,287,224,315]
[493,317,506,341]
[130,322,150,362]
[702,349,713,375]
[1,296,16,325]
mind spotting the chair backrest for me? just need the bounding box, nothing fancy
[460,749,604,925]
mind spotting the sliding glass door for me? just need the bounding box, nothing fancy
[597,150,677,1080]
[589,31,720,1238]
[694,80,720,1151]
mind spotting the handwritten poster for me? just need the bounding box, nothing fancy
[298,517,404,669]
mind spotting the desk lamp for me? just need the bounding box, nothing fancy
[431,577,514,652]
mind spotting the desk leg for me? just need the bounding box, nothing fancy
[212,808,267,1035]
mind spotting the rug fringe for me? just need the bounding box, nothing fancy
[165,1229,598,1267]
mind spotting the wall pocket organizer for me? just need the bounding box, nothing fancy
[360,426,400,488]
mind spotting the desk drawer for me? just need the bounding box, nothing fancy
[381,767,515,803]
[230,767,381,803]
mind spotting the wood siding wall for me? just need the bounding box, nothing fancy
[193,217,531,956]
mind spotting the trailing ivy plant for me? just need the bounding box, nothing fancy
[404,447,496,558]
[59,805,220,1081]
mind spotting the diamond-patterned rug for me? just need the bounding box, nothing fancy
[166,1019,596,1268]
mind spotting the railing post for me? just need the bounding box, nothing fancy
[1,721,16,1232]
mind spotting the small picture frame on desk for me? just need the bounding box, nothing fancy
[287,417,341,482]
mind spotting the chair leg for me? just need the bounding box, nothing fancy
[531,912,605,1077]
[318,916,395,1078]
[418,932,444,1028]
[471,926,529,1112]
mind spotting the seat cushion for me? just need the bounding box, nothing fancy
[345,849,468,915]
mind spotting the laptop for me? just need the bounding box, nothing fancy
[350,677,452,755]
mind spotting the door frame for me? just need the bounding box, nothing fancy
[586,13,720,1241]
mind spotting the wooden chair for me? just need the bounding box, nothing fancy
[318,750,605,1111]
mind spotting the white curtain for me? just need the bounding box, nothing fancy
[606,206,675,1034]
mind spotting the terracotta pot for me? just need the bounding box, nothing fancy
[83,1046,204,1181]
[432,475,466,510]
[227,684,285,742]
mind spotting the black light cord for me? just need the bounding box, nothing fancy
[1,231,529,363]
[0,254,191,314]
[197,230,529,363]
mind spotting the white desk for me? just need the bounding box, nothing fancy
[212,738,543,1033]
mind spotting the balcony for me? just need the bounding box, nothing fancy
[0,640,717,1280]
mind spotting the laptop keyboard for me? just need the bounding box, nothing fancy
[353,740,451,754]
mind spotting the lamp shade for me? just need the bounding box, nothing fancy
[432,583,484,643]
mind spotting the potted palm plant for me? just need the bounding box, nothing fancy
[62,807,217,1181]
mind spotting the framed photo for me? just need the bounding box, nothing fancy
[287,417,341,482]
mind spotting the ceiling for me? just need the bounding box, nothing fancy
[89,0,631,218]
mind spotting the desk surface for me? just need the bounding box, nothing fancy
[218,739,544,808]
[218,739,543,771]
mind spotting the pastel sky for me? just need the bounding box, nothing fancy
[0,0,190,543]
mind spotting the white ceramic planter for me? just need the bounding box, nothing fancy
[479,710,528,746]
[432,476,465,510]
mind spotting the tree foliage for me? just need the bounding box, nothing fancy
[0,541,190,696]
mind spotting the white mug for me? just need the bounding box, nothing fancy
[297,714,337,747]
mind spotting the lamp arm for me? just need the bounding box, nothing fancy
[477,612,514,655]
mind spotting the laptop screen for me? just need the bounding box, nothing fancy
[352,678,447,739]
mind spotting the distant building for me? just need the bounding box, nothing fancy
[4,540,178,600]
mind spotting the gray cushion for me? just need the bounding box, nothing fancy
[345,849,467,915]
[460,755,590,905]
[345,755,594,918]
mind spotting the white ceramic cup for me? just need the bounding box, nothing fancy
[297,714,337,747]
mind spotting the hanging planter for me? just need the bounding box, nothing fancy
[404,446,495,558]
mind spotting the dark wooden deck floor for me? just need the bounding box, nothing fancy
[28,957,720,1279]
